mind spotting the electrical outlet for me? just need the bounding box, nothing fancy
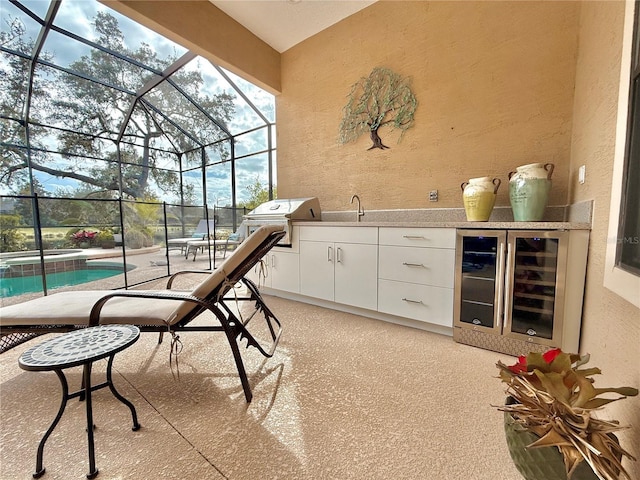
[578,165,586,184]
[429,190,438,202]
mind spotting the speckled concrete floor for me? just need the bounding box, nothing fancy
[1,292,525,480]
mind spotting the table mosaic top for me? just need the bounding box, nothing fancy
[19,325,140,371]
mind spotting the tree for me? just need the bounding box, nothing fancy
[1,11,236,201]
[1,16,55,188]
[122,195,162,247]
[339,67,417,150]
[238,176,276,211]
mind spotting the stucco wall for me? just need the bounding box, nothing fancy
[277,1,580,212]
[278,0,639,473]
[568,1,640,475]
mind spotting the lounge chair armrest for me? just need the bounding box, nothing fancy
[165,270,212,289]
[88,290,218,326]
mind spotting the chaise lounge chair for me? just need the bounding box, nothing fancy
[0,225,286,403]
[185,222,247,261]
[167,219,216,254]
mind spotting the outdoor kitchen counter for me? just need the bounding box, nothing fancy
[264,217,591,337]
[293,220,591,230]
[296,201,594,230]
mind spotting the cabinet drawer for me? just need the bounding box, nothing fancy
[378,279,453,326]
[300,226,377,244]
[379,227,455,249]
[378,245,455,288]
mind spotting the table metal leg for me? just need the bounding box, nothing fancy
[83,362,99,479]
[33,369,69,478]
[105,355,140,430]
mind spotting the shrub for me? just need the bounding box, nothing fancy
[0,214,26,252]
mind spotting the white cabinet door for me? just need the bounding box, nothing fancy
[269,251,300,293]
[300,237,378,309]
[245,256,270,288]
[300,240,335,301]
[334,242,378,310]
[245,249,299,293]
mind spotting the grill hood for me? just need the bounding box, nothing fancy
[243,197,321,246]
[245,197,321,220]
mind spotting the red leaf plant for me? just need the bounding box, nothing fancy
[70,230,97,246]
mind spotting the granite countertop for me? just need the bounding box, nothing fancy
[292,202,593,230]
[293,220,591,230]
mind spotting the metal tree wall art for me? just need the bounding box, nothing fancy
[339,67,417,150]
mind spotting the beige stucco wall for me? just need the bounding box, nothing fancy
[568,1,640,474]
[278,0,639,473]
[277,1,580,212]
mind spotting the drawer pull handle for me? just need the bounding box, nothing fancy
[402,298,423,304]
[402,262,426,268]
[402,235,425,239]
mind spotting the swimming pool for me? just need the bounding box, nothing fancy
[0,263,135,298]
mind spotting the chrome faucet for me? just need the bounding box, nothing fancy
[350,194,365,222]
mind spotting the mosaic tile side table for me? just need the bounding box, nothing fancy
[19,324,141,479]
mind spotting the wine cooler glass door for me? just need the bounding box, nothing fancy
[504,231,568,346]
[454,230,506,335]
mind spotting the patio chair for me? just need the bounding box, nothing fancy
[167,219,216,254]
[186,222,246,262]
[0,225,286,403]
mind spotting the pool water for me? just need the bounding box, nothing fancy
[0,268,128,297]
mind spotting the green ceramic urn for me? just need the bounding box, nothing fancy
[508,163,554,221]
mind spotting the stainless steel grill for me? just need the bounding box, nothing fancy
[243,197,321,246]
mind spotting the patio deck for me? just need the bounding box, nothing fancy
[0,274,528,479]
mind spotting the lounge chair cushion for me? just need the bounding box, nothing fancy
[0,291,178,326]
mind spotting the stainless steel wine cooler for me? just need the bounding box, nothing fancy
[453,229,589,356]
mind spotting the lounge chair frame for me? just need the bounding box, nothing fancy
[0,227,285,403]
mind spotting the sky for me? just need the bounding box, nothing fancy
[0,0,276,206]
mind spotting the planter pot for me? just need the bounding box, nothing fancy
[100,240,115,249]
[503,397,609,480]
[508,163,554,221]
[78,241,91,249]
[461,177,501,221]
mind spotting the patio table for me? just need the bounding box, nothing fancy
[19,324,141,479]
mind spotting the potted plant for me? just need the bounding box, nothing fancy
[70,229,97,248]
[96,229,116,249]
[496,349,638,480]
